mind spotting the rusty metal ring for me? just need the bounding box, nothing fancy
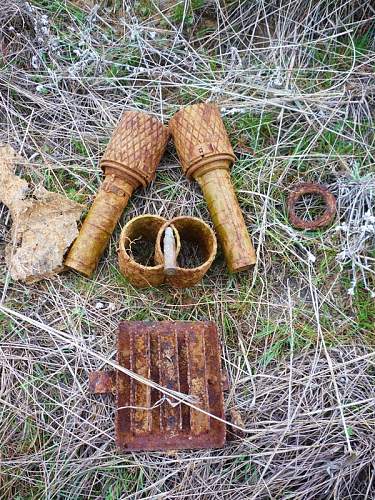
[287,182,336,230]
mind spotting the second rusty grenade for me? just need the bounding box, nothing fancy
[65,112,169,277]
[169,103,256,273]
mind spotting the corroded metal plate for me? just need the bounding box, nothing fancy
[116,321,225,451]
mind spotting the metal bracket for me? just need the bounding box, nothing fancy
[89,321,226,452]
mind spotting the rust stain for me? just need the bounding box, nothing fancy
[116,321,226,451]
[169,102,256,272]
[65,112,169,277]
[118,215,217,289]
[287,182,337,230]
[88,371,115,394]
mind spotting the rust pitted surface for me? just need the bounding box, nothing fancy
[65,176,134,277]
[187,328,210,434]
[196,169,256,272]
[65,112,169,277]
[132,331,152,434]
[169,103,256,273]
[88,371,115,394]
[118,215,167,288]
[287,182,337,230]
[101,111,170,187]
[169,103,235,178]
[119,215,216,288]
[116,321,225,451]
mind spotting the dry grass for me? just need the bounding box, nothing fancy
[0,0,374,498]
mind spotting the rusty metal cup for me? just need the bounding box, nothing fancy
[118,215,216,288]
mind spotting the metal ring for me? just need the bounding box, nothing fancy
[287,182,336,230]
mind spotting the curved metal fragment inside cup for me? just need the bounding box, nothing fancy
[155,216,217,288]
[163,227,178,276]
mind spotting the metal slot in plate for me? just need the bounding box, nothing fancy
[116,321,225,451]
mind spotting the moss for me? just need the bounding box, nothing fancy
[171,0,205,25]
[226,111,277,152]
[352,286,375,338]
[134,0,157,18]
[71,139,89,157]
[32,0,86,25]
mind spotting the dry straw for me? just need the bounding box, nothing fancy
[0,0,374,498]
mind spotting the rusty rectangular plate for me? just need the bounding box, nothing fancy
[116,321,225,451]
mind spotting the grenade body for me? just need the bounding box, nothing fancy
[169,103,256,272]
[65,112,169,277]
[195,166,255,272]
[65,176,133,277]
